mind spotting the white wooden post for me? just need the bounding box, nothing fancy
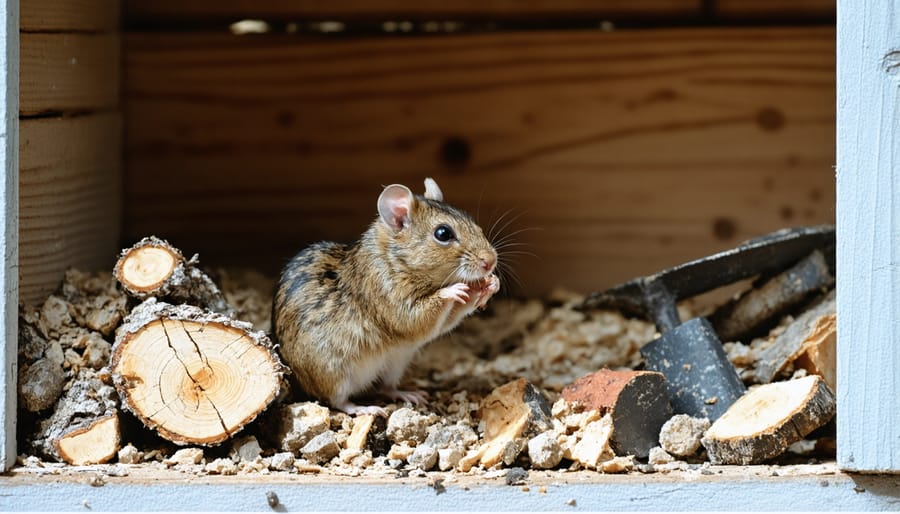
[0,0,18,471]
[836,0,900,473]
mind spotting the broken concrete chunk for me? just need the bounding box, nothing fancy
[408,445,438,471]
[386,408,435,444]
[570,414,615,469]
[82,333,112,370]
[165,448,204,466]
[206,457,238,475]
[39,296,73,338]
[387,442,415,461]
[464,378,552,469]
[277,402,331,452]
[117,443,142,464]
[424,423,479,451]
[438,447,463,471]
[647,446,675,465]
[270,452,295,471]
[527,432,563,470]
[561,369,672,458]
[346,414,375,451]
[600,455,634,474]
[18,358,66,412]
[232,435,262,462]
[659,414,710,457]
[300,431,340,465]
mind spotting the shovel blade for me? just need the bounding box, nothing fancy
[640,318,746,421]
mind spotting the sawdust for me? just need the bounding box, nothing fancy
[14,268,836,479]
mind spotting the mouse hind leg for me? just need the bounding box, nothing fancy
[375,345,429,405]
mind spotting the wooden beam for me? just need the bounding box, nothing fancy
[19,113,122,306]
[836,0,900,473]
[714,0,834,21]
[123,0,701,24]
[20,33,119,116]
[123,27,836,295]
[1,0,18,473]
[21,0,119,32]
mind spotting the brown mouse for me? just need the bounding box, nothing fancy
[273,178,500,416]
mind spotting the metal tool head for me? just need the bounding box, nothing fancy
[580,225,835,332]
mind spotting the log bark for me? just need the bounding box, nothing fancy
[111,299,287,446]
[114,236,234,315]
[701,375,835,465]
[753,291,835,384]
[32,369,120,464]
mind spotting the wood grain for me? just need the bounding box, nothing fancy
[835,0,899,473]
[124,27,836,295]
[20,33,119,116]
[21,0,119,32]
[19,113,122,306]
[715,0,834,20]
[124,0,700,23]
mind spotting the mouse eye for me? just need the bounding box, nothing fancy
[433,224,456,244]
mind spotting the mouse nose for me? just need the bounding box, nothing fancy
[479,256,496,273]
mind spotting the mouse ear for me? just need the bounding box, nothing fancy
[423,177,444,202]
[377,184,414,233]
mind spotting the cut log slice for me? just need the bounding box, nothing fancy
[114,236,234,315]
[701,375,835,465]
[55,414,120,466]
[114,236,184,295]
[112,299,286,445]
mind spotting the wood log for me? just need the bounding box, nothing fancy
[701,375,835,465]
[32,369,120,464]
[793,312,836,392]
[711,250,833,342]
[753,291,835,384]
[114,236,234,316]
[561,369,672,459]
[111,299,287,446]
[56,414,120,466]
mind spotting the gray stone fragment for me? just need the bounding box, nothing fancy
[386,407,434,444]
[659,415,710,457]
[527,432,563,469]
[407,445,438,471]
[300,431,340,464]
[18,358,66,412]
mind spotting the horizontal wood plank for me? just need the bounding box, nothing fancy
[21,0,119,32]
[124,0,700,23]
[123,27,836,295]
[19,114,122,305]
[20,33,119,116]
[715,0,834,20]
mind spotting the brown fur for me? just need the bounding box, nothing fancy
[273,179,498,415]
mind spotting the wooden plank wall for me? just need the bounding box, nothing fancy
[122,3,836,296]
[19,0,122,305]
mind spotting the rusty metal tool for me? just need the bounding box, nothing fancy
[580,225,835,420]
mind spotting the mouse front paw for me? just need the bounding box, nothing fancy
[476,274,501,309]
[438,283,470,304]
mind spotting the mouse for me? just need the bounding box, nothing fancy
[273,178,500,416]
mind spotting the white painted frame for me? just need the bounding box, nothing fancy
[835,0,900,473]
[0,0,18,472]
[1,0,899,509]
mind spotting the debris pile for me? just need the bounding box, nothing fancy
[16,229,838,478]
